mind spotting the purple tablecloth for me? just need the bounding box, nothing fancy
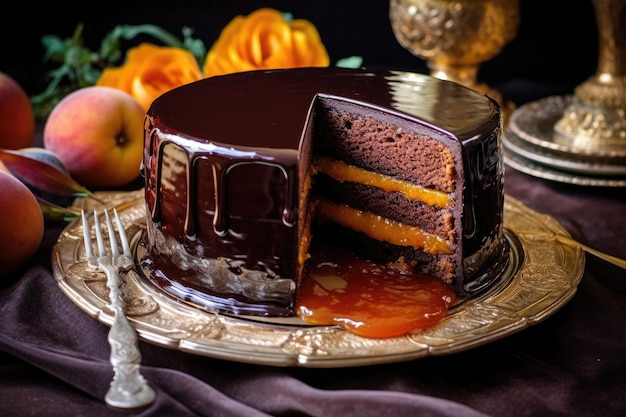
[1,134,625,416]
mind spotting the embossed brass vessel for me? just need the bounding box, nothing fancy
[389,0,520,117]
[553,0,626,153]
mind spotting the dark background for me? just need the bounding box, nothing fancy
[2,0,598,108]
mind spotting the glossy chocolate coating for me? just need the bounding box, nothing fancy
[142,67,507,315]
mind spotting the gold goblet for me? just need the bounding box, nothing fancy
[389,0,520,119]
[553,0,626,153]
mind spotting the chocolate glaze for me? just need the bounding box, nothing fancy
[141,67,508,316]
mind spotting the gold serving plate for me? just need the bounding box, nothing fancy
[52,190,584,368]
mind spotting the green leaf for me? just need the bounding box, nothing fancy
[336,56,364,69]
[0,148,92,197]
[101,24,207,67]
[182,27,207,65]
[80,66,102,86]
[37,197,81,222]
[41,34,67,62]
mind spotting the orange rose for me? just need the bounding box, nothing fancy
[204,8,330,77]
[97,43,203,111]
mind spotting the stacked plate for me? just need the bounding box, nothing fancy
[503,95,626,187]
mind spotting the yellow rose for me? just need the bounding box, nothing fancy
[97,43,203,111]
[204,8,330,77]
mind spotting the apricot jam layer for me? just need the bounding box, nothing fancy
[315,156,452,208]
[316,199,453,255]
[296,249,456,338]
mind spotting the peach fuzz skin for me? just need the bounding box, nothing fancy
[43,86,145,189]
[0,170,44,278]
[0,72,35,150]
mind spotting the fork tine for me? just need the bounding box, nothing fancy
[81,210,97,268]
[93,210,107,258]
[114,208,132,257]
[104,209,120,257]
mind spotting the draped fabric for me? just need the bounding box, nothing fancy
[2,144,625,416]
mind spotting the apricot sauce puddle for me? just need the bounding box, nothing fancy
[296,249,456,339]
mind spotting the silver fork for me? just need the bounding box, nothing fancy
[82,209,156,409]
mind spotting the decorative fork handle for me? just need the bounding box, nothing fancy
[101,262,156,409]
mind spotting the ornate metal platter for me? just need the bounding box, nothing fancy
[52,190,585,368]
[504,128,626,176]
[506,95,626,160]
[503,95,626,187]
[504,146,626,188]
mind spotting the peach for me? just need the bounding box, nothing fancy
[43,86,145,189]
[0,72,35,150]
[0,170,44,278]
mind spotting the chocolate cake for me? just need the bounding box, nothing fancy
[140,67,509,317]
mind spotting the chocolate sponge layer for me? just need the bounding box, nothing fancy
[315,106,457,193]
[312,223,457,285]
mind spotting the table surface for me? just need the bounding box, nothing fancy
[1,2,625,416]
